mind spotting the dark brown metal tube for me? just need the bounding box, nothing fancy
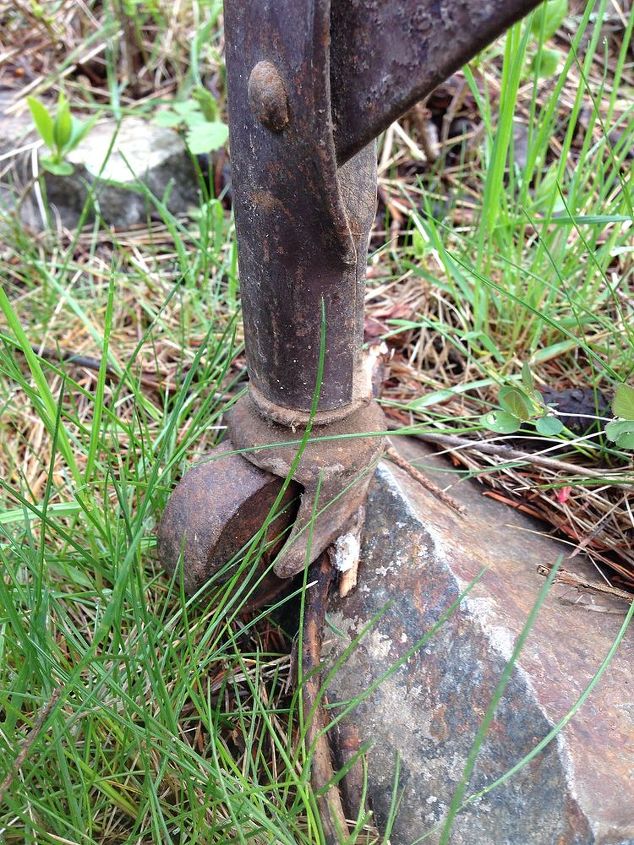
[224,0,377,415]
[224,0,544,415]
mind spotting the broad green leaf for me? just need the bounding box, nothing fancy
[185,120,229,154]
[405,377,496,410]
[154,110,183,128]
[183,110,207,127]
[27,96,55,149]
[530,0,568,40]
[53,93,72,150]
[173,99,201,116]
[614,431,634,450]
[499,386,532,420]
[531,47,562,77]
[41,157,74,176]
[605,418,634,446]
[612,383,634,421]
[532,340,578,362]
[68,116,93,150]
[535,415,564,436]
[480,410,522,434]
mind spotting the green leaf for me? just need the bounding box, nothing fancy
[535,415,564,436]
[521,363,534,392]
[27,96,55,149]
[612,383,634,420]
[67,116,93,150]
[53,93,72,150]
[480,410,522,434]
[530,0,568,40]
[0,501,82,526]
[605,418,634,448]
[182,110,207,128]
[41,157,74,176]
[499,387,532,420]
[173,100,201,117]
[185,120,229,154]
[531,47,563,77]
[154,110,183,128]
[532,162,566,214]
[615,431,634,449]
[192,87,218,122]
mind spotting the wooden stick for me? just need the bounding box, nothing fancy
[394,427,633,482]
[0,688,61,806]
[536,563,632,604]
[384,445,466,514]
[302,555,350,844]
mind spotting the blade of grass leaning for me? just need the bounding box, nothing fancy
[437,556,563,844]
[413,591,634,844]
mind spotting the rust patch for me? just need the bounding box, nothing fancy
[157,441,300,602]
[228,393,386,577]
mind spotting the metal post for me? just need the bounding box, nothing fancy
[158,0,543,600]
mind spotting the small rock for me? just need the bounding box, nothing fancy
[40,117,200,228]
[541,386,610,435]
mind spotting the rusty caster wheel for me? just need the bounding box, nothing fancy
[157,441,300,606]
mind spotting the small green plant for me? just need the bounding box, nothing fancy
[154,85,228,155]
[526,0,568,78]
[27,92,93,176]
[605,383,634,450]
[480,364,565,435]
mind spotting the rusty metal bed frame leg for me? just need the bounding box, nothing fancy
[156,0,545,836]
[158,0,541,604]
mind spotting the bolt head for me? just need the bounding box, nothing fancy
[248,61,289,132]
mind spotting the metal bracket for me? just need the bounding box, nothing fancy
[228,393,385,579]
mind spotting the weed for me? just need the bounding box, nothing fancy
[154,86,229,155]
[27,92,94,175]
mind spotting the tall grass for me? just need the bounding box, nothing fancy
[400,0,632,375]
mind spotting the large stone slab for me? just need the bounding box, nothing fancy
[324,438,633,844]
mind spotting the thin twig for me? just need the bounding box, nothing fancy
[384,445,467,514]
[412,100,440,163]
[536,563,633,604]
[302,554,351,845]
[27,344,178,392]
[0,687,62,806]
[397,428,633,482]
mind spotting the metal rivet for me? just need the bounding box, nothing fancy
[248,61,289,132]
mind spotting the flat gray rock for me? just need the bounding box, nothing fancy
[0,107,199,229]
[42,117,199,228]
[324,439,633,844]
